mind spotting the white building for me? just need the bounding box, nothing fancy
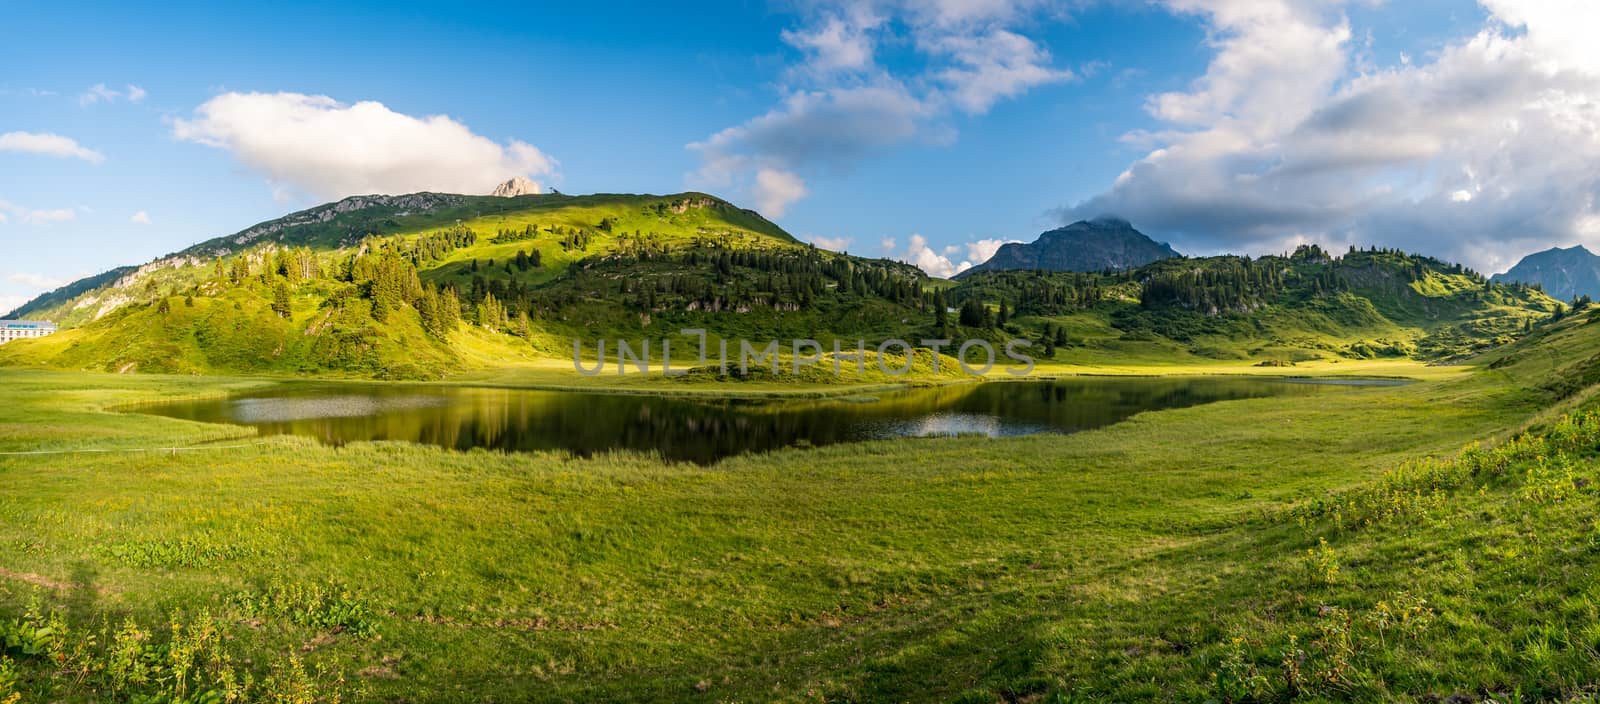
[0,320,57,344]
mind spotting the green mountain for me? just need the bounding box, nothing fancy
[955,217,1181,278]
[0,190,927,378]
[7,191,794,325]
[955,244,1560,363]
[1491,244,1600,302]
[0,195,1564,379]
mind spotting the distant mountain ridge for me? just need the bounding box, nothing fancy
[1492,245,1600,302]
[957,217,1180,278]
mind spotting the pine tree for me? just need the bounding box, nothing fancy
[477,292,505,331]
[270,283,292,318]
[368,249,407,322]
[441,289,462,331]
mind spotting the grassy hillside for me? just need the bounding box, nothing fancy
[0,192,835,378]
[959,245,1562,366]
[7,192,793,328]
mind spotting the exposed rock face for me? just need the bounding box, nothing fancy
[1492,245,1600,301]
[491,176,541,197]
[668,196,719,213]
[957,217,1182,278]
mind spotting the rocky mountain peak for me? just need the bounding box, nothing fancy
[491,176,541,197]
[956,218,1181,279]
[1492,244,1600,301]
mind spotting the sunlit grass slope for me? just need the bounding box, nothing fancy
[5,309,1600,700]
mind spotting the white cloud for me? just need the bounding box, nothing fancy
[925,29,1074,114]
[752,168,809,218]
[0,295,28,316]
[782,10,883,76]
[130,210,152,225]
[807,234,854,251]
[78,83,147,107]
[886,234,1023,276]
[1059,0,1600,274]
[78,83,120,106]
[21,209,75,225]
[689,83,929,198]
[173,91,558,201]
[0,131,104,163]
[965,237,1022,264]
[892,233,974,278]
[7,272,70,290]
[688,0,1074,215]
[0,200,76,226]
[1480,0,1600,75]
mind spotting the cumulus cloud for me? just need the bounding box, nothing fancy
[1060,0,1600,274]
[688,0,1076,216]
[925,29,1075,114]
[964,237,1023,264]
[0,131,104,163]
[806,234,854,251]
[130,210,151,225]
[753,168,810,218]
[887,233,1030,277]
[895,233,973,278]
[782,9,882,76]
[173,91,557,202]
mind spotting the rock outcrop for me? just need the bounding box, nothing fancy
[491,177,541,197]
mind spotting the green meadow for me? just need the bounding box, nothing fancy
[5,306,1600,702]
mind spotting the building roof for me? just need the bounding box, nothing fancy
[0,320,57,330]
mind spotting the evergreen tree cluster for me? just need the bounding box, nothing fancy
[493,224,540,244]
[1141,256,1290,313]
[403,224,478,266]
[950,270,1121,316]
[518,243,927,322]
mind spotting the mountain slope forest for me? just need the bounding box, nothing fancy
[0,191,1568,378]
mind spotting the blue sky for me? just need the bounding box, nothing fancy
[5,0,1599,314]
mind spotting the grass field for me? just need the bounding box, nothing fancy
[4,314,1600,701]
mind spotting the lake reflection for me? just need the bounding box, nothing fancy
[137,377,1388,464]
